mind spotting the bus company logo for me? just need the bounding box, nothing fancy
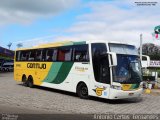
[27,63,46,69]
[75,66,88,72]
[93,87,104,96]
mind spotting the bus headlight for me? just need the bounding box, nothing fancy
[111,85,122,90]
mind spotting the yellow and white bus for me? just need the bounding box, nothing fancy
[14,41,149,99]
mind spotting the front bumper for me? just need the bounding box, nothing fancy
[109,88,143,99]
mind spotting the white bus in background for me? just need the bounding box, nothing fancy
[14,41,150,99]
[1,62,14,72]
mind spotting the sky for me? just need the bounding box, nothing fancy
[0,0,159,50]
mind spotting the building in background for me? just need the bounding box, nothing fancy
[0,46,14,66]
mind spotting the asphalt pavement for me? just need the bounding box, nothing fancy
[0,72,160,117]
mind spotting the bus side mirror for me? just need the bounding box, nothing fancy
[108,52,117,66]
[141,55,150,68]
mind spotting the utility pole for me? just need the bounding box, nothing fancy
[140,34,143,61]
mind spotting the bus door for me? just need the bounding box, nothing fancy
[91,43,110,98]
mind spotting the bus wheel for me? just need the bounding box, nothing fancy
[22,75,28,87]
[77,83,89,99]
[28,76,34,88]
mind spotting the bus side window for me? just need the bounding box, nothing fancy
[58,46,72,61]
[26,52,30,61]
[52,49,58,61]
[28,50,35,61]
[73,44,89,62]
[42,49,46,61]
[16,51,21,61]
[20,51,27,61]
[36,50,42,61]
[46,49,52,61]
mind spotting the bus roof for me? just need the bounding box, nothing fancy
[16,40,135,51]
[16,41,87,51]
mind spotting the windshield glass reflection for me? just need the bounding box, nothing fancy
[113,55,142,84]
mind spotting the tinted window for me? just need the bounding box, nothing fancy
[16,45,90,62]
[16,51,21,61]
[28,50,36,61]
[35,49,43,61]
[45,48,58,61]
[58,46,72,61]
[91,43,110,84]
[20,51,30,61]
[73,44,89,62]
[92,43,107,58]
[52,49,58,61]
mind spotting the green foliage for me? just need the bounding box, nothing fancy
[140,43,160,60]
[149,55,160,60]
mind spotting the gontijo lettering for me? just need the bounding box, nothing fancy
[27,63,46,69]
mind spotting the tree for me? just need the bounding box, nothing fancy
[139,43,160,60]
[7,42,12,49]
[16,43,23,48]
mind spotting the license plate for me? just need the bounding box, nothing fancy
[129,93,134,96]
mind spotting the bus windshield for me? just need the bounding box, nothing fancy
[109,43,138,55]
[109,43,141,84]
[112,55,142,84]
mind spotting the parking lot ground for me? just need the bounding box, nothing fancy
[0,104,49,114]
[150,89,160,95]
[0,72,160,115]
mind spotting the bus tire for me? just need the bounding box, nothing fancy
[22,75,28,87]
[28,76,34,88]
[77,82,89,99]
